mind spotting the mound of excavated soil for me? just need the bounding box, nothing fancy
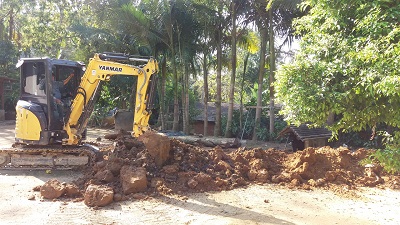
[35,133,400,207]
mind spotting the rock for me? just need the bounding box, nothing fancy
[40,179,66,199]
[93,161,107,172]
[84,184,114,207]
[187,179,198,189]
[194,173,212,184]
[231,154,247,164]
[215,177,228,187]
[216,161,232,171]
[357,175,383,187]
[105,158,124,176]
[210,146,227,162]
[150,178,165,188]
[28,194,35,200]
[94,170,115,183]
[137,131,171,167]
[351,148,369,160]
[271,175,281,183]
[65,183,81,197]
[247,169,257,181]
[163,164,179,174]
[291,178,301,186]
[120,166,148,195]
[250,159,264,170]
[104,133,119,140]
[132,193,147,199]
[113,193,123,202]
[325,171,338,182]
[256,169,269,183]
[291,148,316,169]
[32,185,41,192]
[365,164,378,177]
[232,176,247,187]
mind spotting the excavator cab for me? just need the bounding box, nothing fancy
[15,58,84,145]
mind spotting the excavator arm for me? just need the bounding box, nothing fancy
[64,53,159,145]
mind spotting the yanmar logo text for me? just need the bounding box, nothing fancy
[99,65,122,72]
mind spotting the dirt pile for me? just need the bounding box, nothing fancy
[34,133,400,207]
[275,147,372,188]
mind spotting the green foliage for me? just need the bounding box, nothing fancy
[362,147,400,174]
[0,40,19,78]
[18,0,83,58]
[161,78,200,124]
[221,108,287,141]
[275,0,400,136]
[0,40,19,110]
[88,106,114,127]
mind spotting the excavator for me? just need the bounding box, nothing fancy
[0,53,158,169]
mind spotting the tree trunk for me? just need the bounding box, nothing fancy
[203,52,209,136]
[225,1,237,138]
[269,9,276,138]
[214,5,223,137]
[172,136,240,149]
[170,28,179,132]
[240,53,249,135]
[0,25,3,40]
[253,26,268,141]
[183,62,190,134]
[160,57,167,130]
[8,8,13,41]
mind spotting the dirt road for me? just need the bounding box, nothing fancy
[0,121,399,225]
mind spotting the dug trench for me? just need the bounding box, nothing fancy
[34,131,400,207]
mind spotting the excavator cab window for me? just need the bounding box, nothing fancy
[21,61,46,97]
[52,66,79,101]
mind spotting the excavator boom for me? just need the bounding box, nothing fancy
[64,53,159,145]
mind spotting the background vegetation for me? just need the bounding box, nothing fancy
[1,0,399,171]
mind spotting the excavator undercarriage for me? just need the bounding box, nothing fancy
[0,145,98,170]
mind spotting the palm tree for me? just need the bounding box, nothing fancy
[175,0,200,134]
[191,0,230,137]
[227,0,302,140]
[117,0,183,131]
[214,0,226,137]
[246,0,270,141]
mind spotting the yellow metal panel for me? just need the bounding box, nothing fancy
[15,106,42,141]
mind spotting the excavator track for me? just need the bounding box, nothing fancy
[0,145,98,170]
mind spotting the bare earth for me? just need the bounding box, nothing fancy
[0,121,399,225]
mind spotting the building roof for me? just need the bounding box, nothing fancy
[279,124,332,141]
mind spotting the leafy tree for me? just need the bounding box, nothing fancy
[247,0,269,141]
[16,0,82,58]
[0,40,18,78]
[275,0,400,136]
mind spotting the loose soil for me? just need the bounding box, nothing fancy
[0,121,399,224]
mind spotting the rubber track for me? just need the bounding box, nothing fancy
[0,146,97,170]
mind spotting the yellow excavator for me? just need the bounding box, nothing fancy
[0,53,158,169]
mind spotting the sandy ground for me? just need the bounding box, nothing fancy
[0,120,399,225]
